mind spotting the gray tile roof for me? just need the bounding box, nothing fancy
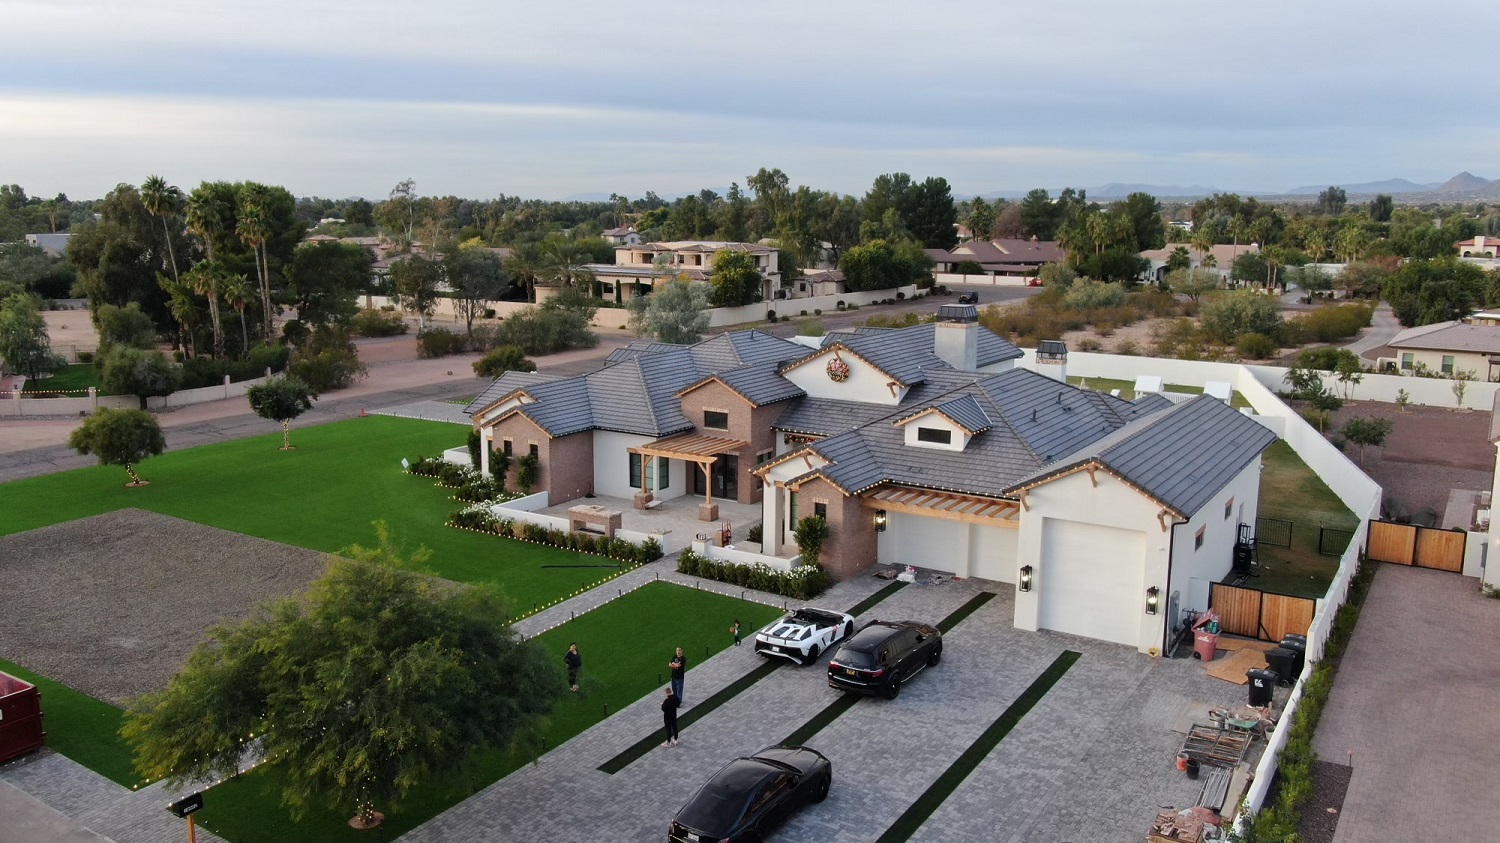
[927,394,992,433]
[710,363,807,406]
[469,330,803,437]
[783,367,1146,497]
[848,323,1024,369]
[1389,321,1500,354]
[1004,394,1277,517]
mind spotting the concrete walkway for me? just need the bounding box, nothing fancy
[1341,303,1401,360]
[1313,564,1500,842]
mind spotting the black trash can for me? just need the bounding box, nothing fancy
[1264,647,1300,685]
[1185,757,1201,780]
[1279,635,1307,678]
[1247,668,1277,707]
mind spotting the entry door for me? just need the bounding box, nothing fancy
[692,454,739,500]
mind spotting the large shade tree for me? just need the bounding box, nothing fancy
[246,375,318,450]
[122,529,564,826]
[0,292,61,380]
[68,407,166,486]
[628,277,711,344]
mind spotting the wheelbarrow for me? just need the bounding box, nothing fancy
[1209,705,1275,737]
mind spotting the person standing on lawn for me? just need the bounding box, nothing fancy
[564,642,582,692]
[731,619,742,646]
[661,686,681,747]
[669,647,686,705]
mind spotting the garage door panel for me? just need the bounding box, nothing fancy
[1038,519,1144,646]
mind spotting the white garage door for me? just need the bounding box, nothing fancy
[1038,519,1144,646]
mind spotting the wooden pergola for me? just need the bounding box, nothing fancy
[629,432,749,504]
[863,485,1021,527]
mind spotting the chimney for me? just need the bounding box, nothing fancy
[934,304,978,371]
[1036,339,1068,382]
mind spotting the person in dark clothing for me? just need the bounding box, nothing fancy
[564,643,582,692]
[669,647,686,705]
[661,687,680,747]
[731,619,742,646]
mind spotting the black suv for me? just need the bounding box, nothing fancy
[826,620,942,699]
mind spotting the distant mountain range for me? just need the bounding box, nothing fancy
[566,173,1500,205]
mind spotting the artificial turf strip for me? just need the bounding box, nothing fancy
[0,416,612,611]
[845,581,907,617]
[936,591,997,633]
[872,650,1083,843]
[0,658,139,788]
[192,582,782,843]
[596,579,913,774]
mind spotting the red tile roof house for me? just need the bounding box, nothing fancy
[466,305,1276,653]
[928,237,1066,281]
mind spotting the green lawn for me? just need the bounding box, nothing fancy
[21,363,102,394]
[1253,439,1359,597]
[193,582,783,843]
[1,416,618,613]
[1068,376,1251,409]
[0,658,139,788]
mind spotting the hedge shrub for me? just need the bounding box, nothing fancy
[676,549,832,599]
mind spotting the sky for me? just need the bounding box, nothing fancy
[2,0,1494,202]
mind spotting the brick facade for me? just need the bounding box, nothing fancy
[679,380,786,505]
[793,477,878,581]
[489,414,594,501]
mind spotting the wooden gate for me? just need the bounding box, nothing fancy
[1209,583,1316,642]
[1366,520,1466,572]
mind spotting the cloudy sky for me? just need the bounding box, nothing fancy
[2,0,1493,201]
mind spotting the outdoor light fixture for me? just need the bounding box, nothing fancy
[874,510,887,532]
[1146,586,1160,615]
[1019,565,1033,592]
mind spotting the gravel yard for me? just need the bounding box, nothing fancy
[0,509,331,706]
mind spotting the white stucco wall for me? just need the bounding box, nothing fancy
[592,430,682,500]
[781,348,907,405]
[1169,459,1265,620]
[1014,469,1171,652]
[900,413,969,451]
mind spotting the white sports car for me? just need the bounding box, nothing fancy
[753,608,856,665]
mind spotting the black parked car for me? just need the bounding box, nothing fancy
[668,745,832,843]
[827,619,942,699]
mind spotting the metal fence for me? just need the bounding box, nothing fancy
[1255,516,1293,548]
[1318,524,1356,556]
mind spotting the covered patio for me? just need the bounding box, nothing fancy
[629,431,751,519]
[536,494,763,556]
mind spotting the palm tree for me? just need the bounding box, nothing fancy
[185,191,230,262]
[237,189,273,340]
[186,261,228,359]
[141,176,183,283]
[504,242,544,303]
[540,239,597,295]
[1190,228,1216,268]
[221,273,254,355]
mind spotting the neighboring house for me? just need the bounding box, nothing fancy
[466,303,1278,654]
[23,233,71,257]
[602,225,642,246]
[1388,320,1500,380]
[1139,244,1258,286]
[928,237,1065,280]
[1457,235,1497,258]
[587,241,781,304]
[789,269,845,298]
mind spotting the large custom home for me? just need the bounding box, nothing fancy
[585,240,781,304]
[466,306,1277,652]
[1389,319,1500,380]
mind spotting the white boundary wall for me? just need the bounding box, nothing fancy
[1030,350,1385,823]
[364,285,921,333]
[1,373,273,419]
[690,540,800,571]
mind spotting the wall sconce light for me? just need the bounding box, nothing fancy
[1146,586,1160,615]
[1019,565,1033,592]
[874,510,887,532]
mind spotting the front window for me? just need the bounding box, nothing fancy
[529,443,539,459]
[814,502,827,519]
[1442,355,1455,375]
[703,410,729,430]
[629,453,643,489]
[917,427,952,445]
[502,439,513,456]
[1400,352,1413,370]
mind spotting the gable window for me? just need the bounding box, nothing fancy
[1195,526,1206,551]
[813,502,827,520]
[916,427,952,445]
[703,410,729,430]
[1224,498,1234,520]
[1441,355,1455,375]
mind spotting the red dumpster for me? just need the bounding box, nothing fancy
[0,671,45,763]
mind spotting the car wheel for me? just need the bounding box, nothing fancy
[807,644,821,663]
[814,773,831,803]
[843,621,853,639]
[886,674,901,700]
[928,645,942,667]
